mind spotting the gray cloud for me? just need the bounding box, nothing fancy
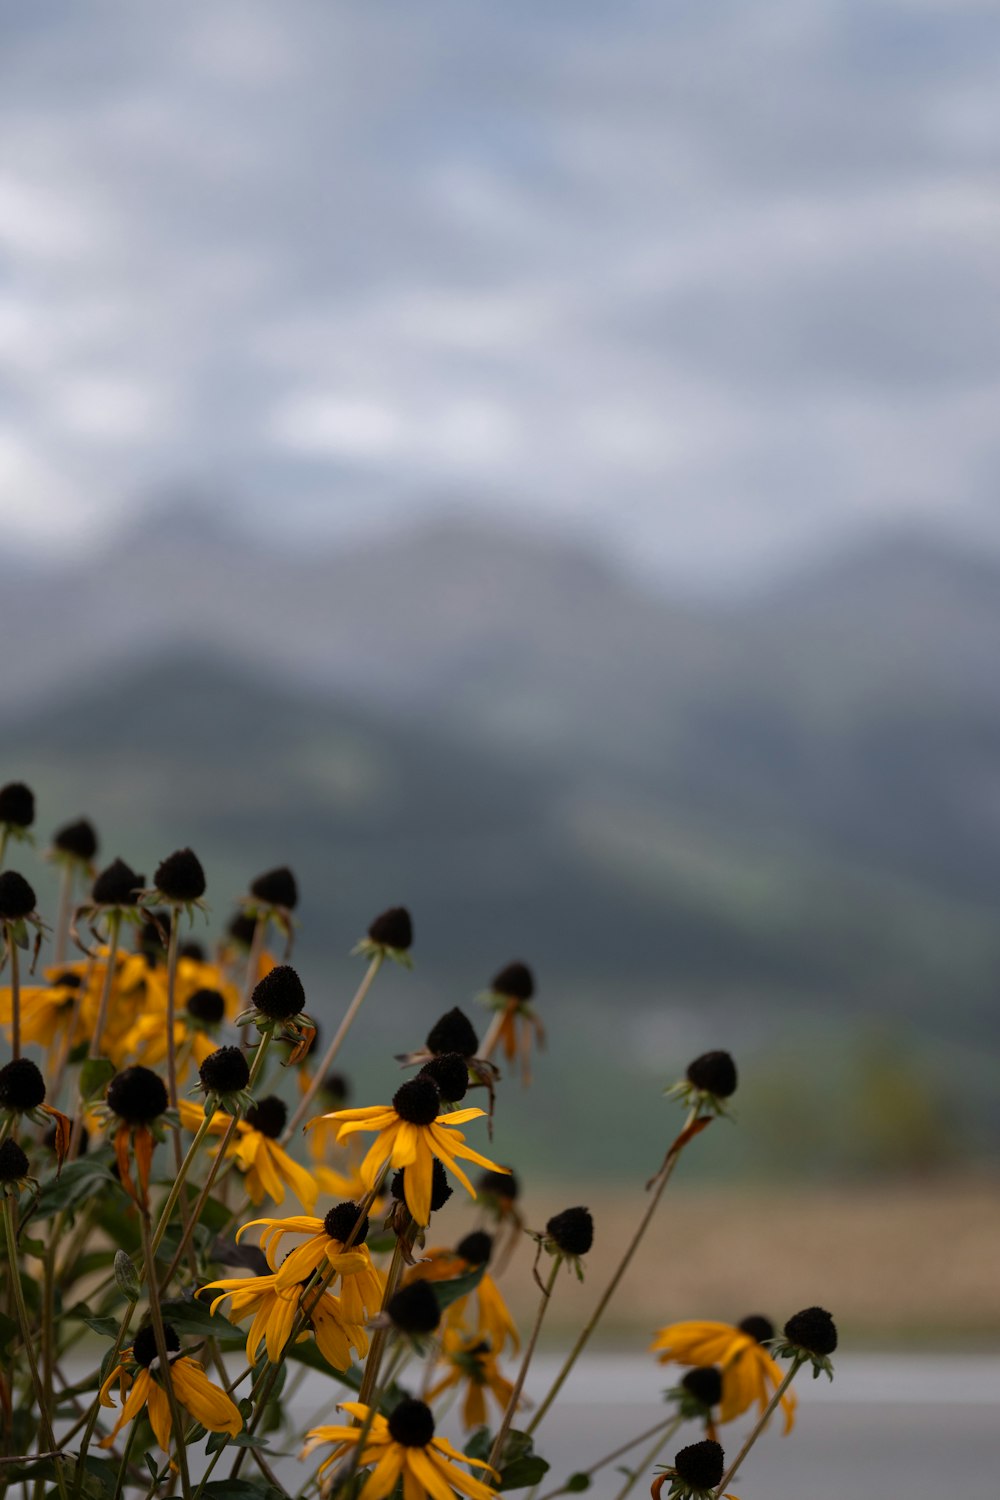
[1,0,999,584]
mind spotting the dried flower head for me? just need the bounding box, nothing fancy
[426,1007,478,1058]
[418,1052,469,1103]
[53,817,99,863]
[249,866,298,910]
[386,1279,441,1336]
[153,848,206,904]
[0,1057,46,1112]
[250,964,306,1021]
[92,859,144,908]
[106,1066,169,1125]
[0,782,35,830]
[545,1205,594,1258]
[0,870,37,923]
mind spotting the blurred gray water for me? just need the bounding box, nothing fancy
[276,1354,1000,1499]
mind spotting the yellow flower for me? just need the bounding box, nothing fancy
[178,1096,318,1210]
[312,1076,507,1226]
[405,1238,519,1355]
[202,1268,368,1368]
[301,1399,499,1499]
[0,969,86,1068]
[426,1329,516,1431]
[237,1202,384,1323]
[650,1318,796,1433]
[98,1322,241,1455]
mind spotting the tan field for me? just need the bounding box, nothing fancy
[487,1175,1000,1347]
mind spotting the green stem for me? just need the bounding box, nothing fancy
[713,1359,802,1497]
[110,1418,139,1500]
[53,862,74,969]
[148,1108,217,1260]
[86,913,121,1060]
[138,1209,192,1500]
[536,1413,683,1500]
[2,1197,68,1500]
[488,1256,561,1474]
[282,954,383,1142]
[70,1303,137,1497]
[611,1413,683,1500]
[355,1234,405,1408]
[527,1106,700,1436]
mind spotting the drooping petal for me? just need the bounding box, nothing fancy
[172,1356,242,1435]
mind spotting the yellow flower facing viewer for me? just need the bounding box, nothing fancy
[99,1321,241,1455]
[311,1075,508,1226]
[405,1234,519,1356]
[237,1200,384,1323]
[301,1398,499,1500]
[651,1316,796,1433]
[201,1267,368,1368]
[425,1328,517,1431]
[178,1095,318,1210]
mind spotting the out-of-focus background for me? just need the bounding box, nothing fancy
[2,2,999,1361]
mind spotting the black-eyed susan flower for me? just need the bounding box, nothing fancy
[542,1206,593,1280]
[301,1398,499,1499]
[479,961,544,1083]
[178,1095,319,1209]
[354,905,414,967]
[147,847,207,909]
[98,1320,242,1455]
[774,1306,838,1379]
[51,817,99,867]
[197,1045,253,1115]
[426,1329,517,1431]
[0,781,35,839]
[0,1058,72,1165]
[237,1201,384,1323]
[653,1439,738,1499]
[0,969,87,1069]
[202,1267,368,1368]
[666,1051,739,1117]
[99,1065,171,1204]
[405,1234,520,1355]
[651,1317,796,1433]
[314,1075,508,1226]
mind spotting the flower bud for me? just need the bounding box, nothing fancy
[114,1249,141,1302]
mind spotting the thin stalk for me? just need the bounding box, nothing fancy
[69,1307,137,1495]
[476,1007,508,1064]
[110,1417,139,1500]
[338,1339,408,1491]
[537,1413,683,1500]
[611,1413,683,1500]
[86,913,122,1060]
[283,953,383,1141]
[488,1257,561,1474]
[159,1031,273,1286]
[138,1208,192,1500]
[7,934,21,1058]
[239,916,268,1051]
[148,1106,217,1259]
[527,1106,700,1435]
[713,1359,802,1497]
[355,1234,405,1408]
[53,863,74,968]
[2,1198,68,1500]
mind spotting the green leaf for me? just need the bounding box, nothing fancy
[33,1157,119,1220]
[158,1298,241,1340]
[284,1341,363,1387]
[464,1426,492,1462]
[200,1478,285,1500]
[83,1316,121,1338]
[205,1431,272,1455]
[430,1261,486,1313]
[566,1477,592,1492]
[79,1057,116,1100]
[500,1456,550,1490]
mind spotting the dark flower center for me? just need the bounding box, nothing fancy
[387,1398,435,1448]
[418,1053,468,1103]
[391,1159,451,1213]
[0,870,37,922]
[154,848,206,903]
[386,1281,441,1335]
[674,1440,724,1489]
[0,1138,30,1182]
[324,1201,369,1245]
[92,859,144,907]
[0,1058,46,1111]
[52,970,84,990]
[53,817,98,862]
[392,1076,440,1126]
[425,1007,478,1058]
[681,1366,723,1408]
[245,1095,287,1139]
[179,940,206,962]
[227,912,257,948]
[685,1050,738,1099]
[132,1322,180,1369]
[783,1306,838,1356]
[479,1167,519,1202]
[367,906,413,951]
[320,1071,350,1106]
[199,1047,250,1096]
[249,866,298,910]
[546,1206,594,1257]
[490,961,534,1001]
[0,782,34,829]
[455,1231,492,1266]
[106,1066,169,1125]
[187,988,226,1025]
[738,1314,774,1345]
[252,965,306,1020]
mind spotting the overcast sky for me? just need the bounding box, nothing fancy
[1,0,999,586]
